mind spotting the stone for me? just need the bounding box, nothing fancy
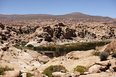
[88,65,101,73]
[21,73,27,77]
[34,70,46,77]
[73,71,80,77]
[95,60,111,66]
[3,70,21,77]
[52,72,61,77]
[52,72,71,77]
[38,55,49,63]
[60,70,66,73]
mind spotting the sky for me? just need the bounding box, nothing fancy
[0,0,116,18]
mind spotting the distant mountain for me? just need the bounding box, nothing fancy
[0,12,113,20]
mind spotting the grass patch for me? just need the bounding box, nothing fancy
[0,67,14,75]
[74,65,86,73]
[42,65,67,77]
[27,72,34,77]
[34,41,110,55]
[91,50,100,56]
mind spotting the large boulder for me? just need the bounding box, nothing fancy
[88,65,101,73]
[38,55,50,63]
[95,60,111,66]
[104,39,116,52]
[3,70,21,77]
[64,28,76,39]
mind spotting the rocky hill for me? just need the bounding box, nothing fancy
[26,22,116,46]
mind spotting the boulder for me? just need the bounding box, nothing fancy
[72,71,80,77]
[64,28,76,39]
[95,60,111,66]
[3,70,21,77]
[104,39,116,52]
[52,72,61,77]
[78,32,84,38]
[60,70,66,73]
[21,73,27,77]
[52,72,71,77]
[34,70,46,77]
[38,55,49,63]
[109,60,116,72]
[88,65,101,73]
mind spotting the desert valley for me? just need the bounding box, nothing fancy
[0,13,116,77]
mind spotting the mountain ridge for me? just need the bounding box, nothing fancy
[0,12,113,20]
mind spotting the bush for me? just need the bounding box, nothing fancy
[27,44,34,48]
[42,65,67,77]
[74,65,86,73]
[0,67,14,75]
[99,52,109,61]
[106,49,110,54]
[27,72,34,77]
[112,52,116,58]
[92,50,100,56]
[34,41,111,56]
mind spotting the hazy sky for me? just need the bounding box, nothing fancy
[0,0,116,18]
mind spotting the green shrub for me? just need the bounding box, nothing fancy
[112,52,116,58]
[106,49,110,54]
[0,67,14,75]
[99,52,109,61]
[34,41,110,56]
[27,72,34,77]
[74,65,86,73]
[27,44,34,48]
[42,65,67,77]
[92,50,100,56]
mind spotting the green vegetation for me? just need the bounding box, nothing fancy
[13,40,110,56]
[112,52,116,58]
[0,67,14,75]
[74,65,86,73]
[106,49,110,54]
[27,72,34,77]
[34,41,110,55]
[99,52,109,61]
[92,50,100,56]
[19,33,29,37]
[21,72,34,77]
[42,65,67,77]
